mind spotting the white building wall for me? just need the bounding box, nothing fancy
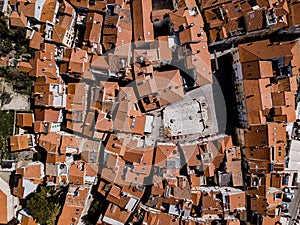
[0,177,18,223]
[34,0,46,21]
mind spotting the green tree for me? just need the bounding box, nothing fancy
[82,193,107,225]
[26,186,61,225]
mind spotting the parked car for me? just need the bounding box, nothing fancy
[282,202,290,213]
[284,187,295,194]
[283,193,295,202]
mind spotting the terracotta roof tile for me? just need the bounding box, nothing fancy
[102,203,131,224]
[39,132,61,152]
[81,140,100,163]
[181,143,202,167]
[116,8,132,47]
[57,186,90,225]
[29,31,43,50]
[0,179,15,224]
[68,48,89,75]
[59,0,74,15]
[105,152,118,170]
[18,2,35,19]
[185,52,212,86]
[28,57,57,78]
[132,0,154,42]
[10,135,32,151]
[155,143,179,168]
[137,70,185,111]
[66,120,84,133]
[82,111,95,138]
[244,123,286,147]
[22,162,44,180]
[106,185,130,208]
[69,161,85,185]
[100,167,117,183]
[95,112,113,132]
[271,91,295,107]
[84,12,103,46]
[68,0,88,9]
[40,0,57,23]
[85,163,98,177]
[113,101,146,135]
[290,1,300,26]
[35,108,62,122]
[16,113,34,127]
[105,134,126,156]
[243,78,272,124]
[19,212,39,225]
[123,143,154,176]
[238,39,298,63]
[244,9,266,32]
[90,81,119,112]
[60,134,84,154]
[102,14,118,51]
[155,70,185,106]
[10,11,27,27]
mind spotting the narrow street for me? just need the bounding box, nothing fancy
[289,183,300,225]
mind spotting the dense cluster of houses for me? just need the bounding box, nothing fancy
[0,0,300,225]
[231,39,300,224]
[200,0,300,43]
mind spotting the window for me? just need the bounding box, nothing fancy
[256,129,265,133]
[282,176,288,185]
[278,152,282,156]
[274,193,282,200]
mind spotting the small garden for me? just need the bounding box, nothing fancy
[0,17,33,96]
[0,110,14,163]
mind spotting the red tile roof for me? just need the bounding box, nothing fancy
[154,143,179,168]
[84,12,103,47]
[244,123,287,147]
[29,31,43,50]
[238,39,299,63]
[40,0,57,23]
[69,161,85,185]
[132,0,154,42]
[102,203,132,224]
[10,135,31,151]
[113,102,146,135]
[10,11,27,27]
[22,162,44,180]
[57,186,90,225]
[16,113,34,127]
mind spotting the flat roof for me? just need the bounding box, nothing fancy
[163,99,208,137]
